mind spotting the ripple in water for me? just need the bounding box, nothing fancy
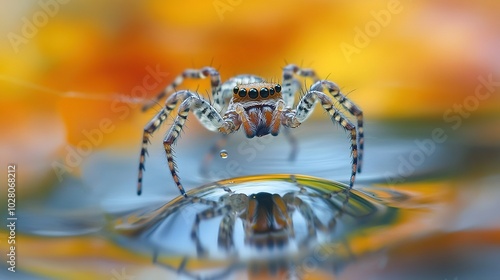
[109,174,401,279]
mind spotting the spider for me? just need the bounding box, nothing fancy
[137,64,364,197]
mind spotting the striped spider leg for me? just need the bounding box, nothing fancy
[141,66,223,112]
[278,64,362,189]
[137,90,226,197]
[137,69,265,195]
[138,66,223,196]
[291,80,360,189]
[281,64,364,173]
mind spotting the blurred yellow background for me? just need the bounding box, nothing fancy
[1,0,499,279]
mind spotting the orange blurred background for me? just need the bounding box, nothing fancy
[1,0,500,279]
[1,0,499,191]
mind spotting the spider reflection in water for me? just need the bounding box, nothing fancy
[186,183,348,257]
[114,176,381,279]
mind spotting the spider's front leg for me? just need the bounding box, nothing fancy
[282,65,364,169]
[163,92,238,197]
[284,90,359,190]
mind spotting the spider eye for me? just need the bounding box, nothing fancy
[238,88,247,97]
[233,86,239,94]
[260,87,269,98]
[269,87,275,95]
[274,84,282,93]
[248,88,258,99]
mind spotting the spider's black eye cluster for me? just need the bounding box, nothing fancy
[234,84,282,99]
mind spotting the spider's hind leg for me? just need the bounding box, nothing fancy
[137,91,193,195]
[282,64,321,108]
[142,66,221,112]
[288,90,358,190]
[314,80,364,173]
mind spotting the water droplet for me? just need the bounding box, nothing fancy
[220,150,228,159]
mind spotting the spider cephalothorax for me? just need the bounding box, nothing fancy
[137,64,364,197]
[220,82,290,138]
